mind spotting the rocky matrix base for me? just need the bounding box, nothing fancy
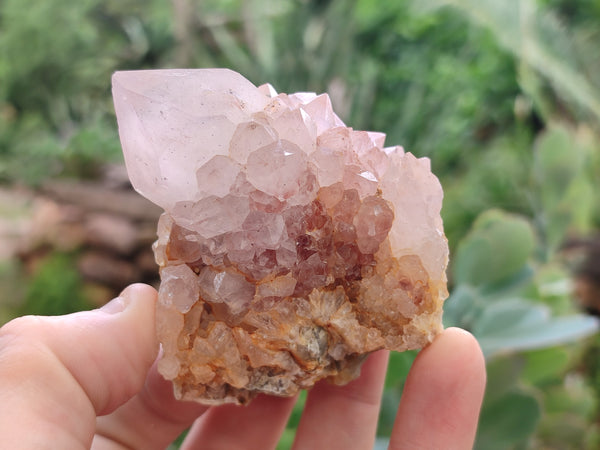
[112,69,449,405]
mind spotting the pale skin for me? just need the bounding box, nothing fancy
[0,284,486,450]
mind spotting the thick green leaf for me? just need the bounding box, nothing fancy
[385,350,417,389]
[534,125,581,194]
[521,347,571,386]
[476,389,541,450]
[480,265,535,299]
[475,299,599,357]
[443,284,479,328]
[380,351,419,436]
[374,438,390,450]
[377,388,401,437]
[484,354,526,404]
[453,210,535,286]
[285,390,306,429]
[277,391,306,449]
[276,429,295,450]
[473,298,549,338]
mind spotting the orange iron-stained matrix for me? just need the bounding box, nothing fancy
[112,69,449,405]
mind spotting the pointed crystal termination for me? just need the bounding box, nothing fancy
[112,69,449,406]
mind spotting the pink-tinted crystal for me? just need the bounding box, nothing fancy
[113,69,449,405]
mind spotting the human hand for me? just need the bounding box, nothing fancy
[0,284,485,449]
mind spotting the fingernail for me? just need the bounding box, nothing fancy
[100,295,130,314]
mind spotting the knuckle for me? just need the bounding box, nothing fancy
[0,315,43,344]
[0,316,49,365]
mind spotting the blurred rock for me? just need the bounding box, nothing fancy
[41,179,162,220]
[9,165,161,303]
[86,213,139,255]
[101,163,132,189]
[0,187,34,262]
[78,251,140,288]
[24,199,85,252]
[136,248,159,276]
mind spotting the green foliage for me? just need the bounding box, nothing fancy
[536,374,599,449]
[0,0,167,184]
[445,209,597,358]
[453,210,535,287]
[477,389,541,450]
[276,390,307,450]
[442,118,599,446]
[441,131,536,246]
[417,0,600,125]
[476,303,597,357]
[352,0,521,175]
[378,351,416,436]
[532,123,597,254]
[521,346,571,386]
[385,350,418,390]
[21,252,92,316]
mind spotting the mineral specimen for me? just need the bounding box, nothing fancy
[112,69,449,405]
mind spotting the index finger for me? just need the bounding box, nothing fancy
[389,327,486,450]
[292,349,390,450]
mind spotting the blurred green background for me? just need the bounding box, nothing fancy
[1,0,600,448]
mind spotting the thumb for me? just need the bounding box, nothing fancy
[0,284,158,447]
[52,283,159,414]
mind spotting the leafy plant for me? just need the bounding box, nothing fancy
[415,0,600,126]
[21,252,92,317]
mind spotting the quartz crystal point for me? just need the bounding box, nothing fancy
[112,69,449,405]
